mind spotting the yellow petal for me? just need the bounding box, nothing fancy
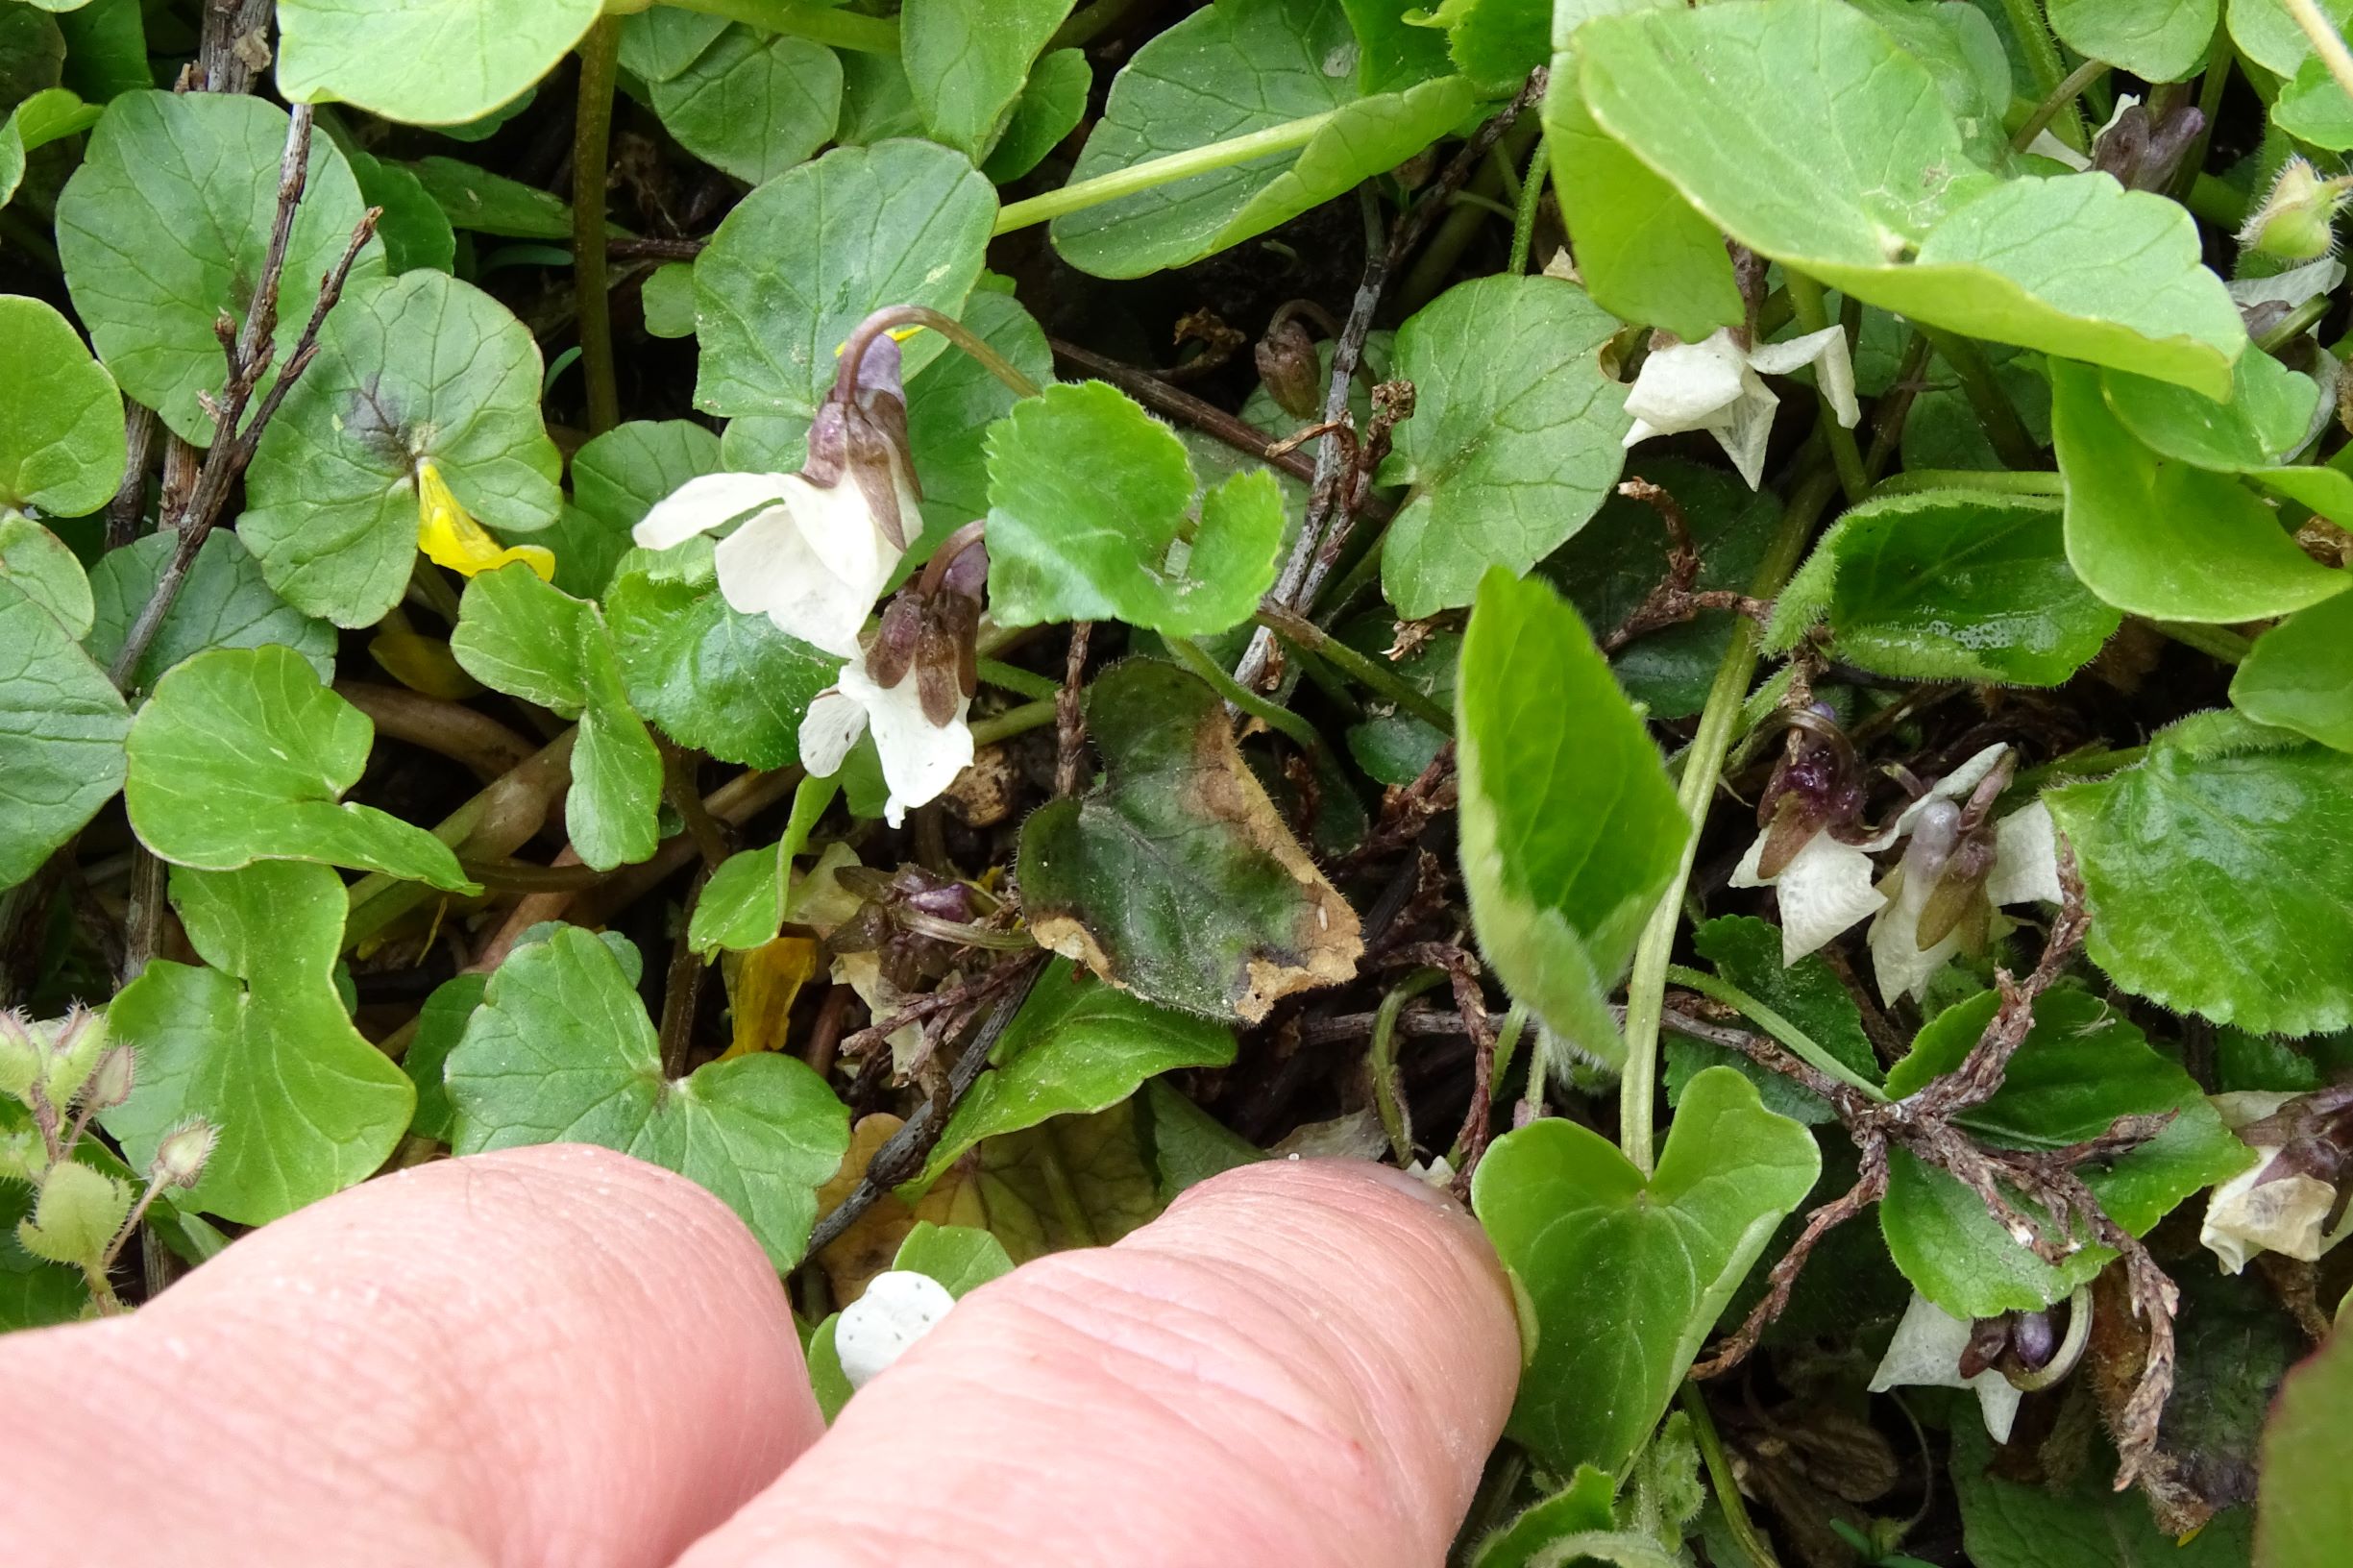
[833,324,925,356]
[719,935,822,1060]
[415,460,554,580]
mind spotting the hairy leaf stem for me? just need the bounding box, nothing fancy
[1252,606,1455,730]
[2286,0,2353,105]
[1619,466,1837,1174]
[2009,56,2110,154]
[1869,467,2064,498]
[1997,0,2087,152]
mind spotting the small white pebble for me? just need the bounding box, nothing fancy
[837,1271,957,1390]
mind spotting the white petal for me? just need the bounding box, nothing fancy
[797,687,867,780]
[790,476,899,607]
[2230,257,2347,309]
[713,501,872,659]
[1710,373,1781,490]
[632,471,797,551]
[1987,800,2064,907]
[1869,867,1962,1005]
[2023,130,2090,171]
[1869,1293,2022,1443]
[1623,331,1749,433]
[836,1270,956,1390]
[1728,830,1772,889]
[1745,325,1860,429]
[837,660,973,828]
[1774,831,1890,962]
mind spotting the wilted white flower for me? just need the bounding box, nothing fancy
[1868,1292,2022,1442]
[632,335,921,660]
[2201,1090,2353,1274]
[1732,742,2062,997]
[1623,326,1860,489]
[837,1269,957,1390]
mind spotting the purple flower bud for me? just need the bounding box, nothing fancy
[1255,316,1323,419]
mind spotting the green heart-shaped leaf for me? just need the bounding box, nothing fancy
[276,0,603,127]
[0,575,129,888]
[84,529,334,692]
[105,860,416,1224]
[0,294,123,518]
[448,924,851,1267]
[1578,0,2244,395]
[2048,712,2353,1036]
[901,0,1072,160]
[124,645,476,890]
[1049,0,1476,279]
[986,380,1285,637]
[2233,594,2353,752]
[650,26,841,185]
[2054,361,2350,624]
[694,139,995,421]
[451,564,661,871]
[241,269,563,628]
[1381,277,1631,620]
[56,90,383,445]
[1472,1066,1820,1478]
[1458,568,1687,1065]
[1767,490,2119,686]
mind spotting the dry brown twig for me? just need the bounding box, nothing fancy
[1683,845,2182,1491]
[1603,478,1773,654]
[108,105,381,691]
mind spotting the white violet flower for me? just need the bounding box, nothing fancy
[1869,1293,2022,1442]
[797,528,989,828]
[631,334,922,660]
[799,656,976,830]
[1623,326,1861,489]
[836,1269,958,1390]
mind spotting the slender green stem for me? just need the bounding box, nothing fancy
[1049,0,1150,50]
[2011,57,2110,154]
[1917,327,2041,470]
[661,0,898,52]
[2287,0,2353,104]
[574,17,622,437]
[968,698,1058,747]
[1680,1385,1782,1568]
[1997,0,2086,151]
[1619,469,1836,1174]
[1253,606,1454,730]
[995,110,1341,234]
[2258,293,2335,352]
[2150,619,2253,664]
[2189,171,2250,230]
[1870,467,2064,498]
[1785,272,1869,504]
[977,657,1061,701]
[1167,636,1341,773]
[1372,969,1448,1164]
[1506,134,1548,274]
[1664,965,1887,1100]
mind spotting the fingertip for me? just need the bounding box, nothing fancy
[678,1157,1520,1568]
[2,1144,824,1568]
